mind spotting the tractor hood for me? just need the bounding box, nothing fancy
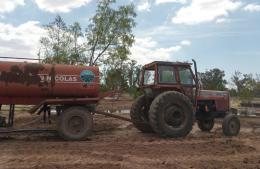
[198,90,229,97]
[197,90,230,112]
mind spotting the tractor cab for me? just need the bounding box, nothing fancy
[139,61,199,103]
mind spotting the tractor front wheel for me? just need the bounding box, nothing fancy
[198,118,214,132]
[222,114,240,136]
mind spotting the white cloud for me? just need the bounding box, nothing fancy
[0,21,45,59]
[155,0,187,5]
[0,14,5,19]
[216,18,229,23]
[137,0,151,12]
[135,37,157,48]
[0,0,93,13]
[244,4,260,12]
[180,40,191,46]
[172,0,242,25]
[130,37,191,64]
[34,0,92,13]
[0,0,24,13]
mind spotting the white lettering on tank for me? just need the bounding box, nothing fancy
[39,74,80,83]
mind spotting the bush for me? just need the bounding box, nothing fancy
[128,87,142,99]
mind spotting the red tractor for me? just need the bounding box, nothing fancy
[130,60,240,137]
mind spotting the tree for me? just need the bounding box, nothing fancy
[254,83,260,98]
[102,51,129,90]
[127,60,142,88]
[68,22,85,65]
[229,88,238,97]
[86,0,136,66]
[199,68,227,91]
[37,1,138,93]
[254,74,260,98]
[231,71,256,101]
[39,16,87,65]
[39,15,71,64]
[231,71,244,94]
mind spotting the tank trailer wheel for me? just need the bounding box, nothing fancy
[149,91,193,138]
[58,106,93,141]
[130,95,154,133]
[222,114,240,136]
[197,118,214,132]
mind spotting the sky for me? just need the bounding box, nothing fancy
[0,0,259,82]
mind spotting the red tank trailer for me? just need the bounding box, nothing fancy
[0,62,100,105]
[0,61,117,140]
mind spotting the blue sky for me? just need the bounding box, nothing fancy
[0,0,259,82]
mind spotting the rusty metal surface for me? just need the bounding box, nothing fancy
[197,90,230,112]
[94,111,132,122]
[144,61,192,69]
[28,97,100,114]
[0,61,100,105]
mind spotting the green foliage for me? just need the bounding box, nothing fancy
[86,0,136,66]
[199,68,227,91]
[253,74,260,98]
[68,22,86,65]
[229,88,238,97]
[105,68,125,90]
[100,84,111,93]
[254,82,260,98]
[239,88,254,102]
[231,71,256,101]
[40,15,69,64]
[102,58,141,91]
[128,87,141,99]
[39,15,86,64]
[128,60,142,88]
[39,0,136,66]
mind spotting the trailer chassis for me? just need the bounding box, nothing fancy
[0,97,132,140]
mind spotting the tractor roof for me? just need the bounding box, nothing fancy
[144,61,192,68]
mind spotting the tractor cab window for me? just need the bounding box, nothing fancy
[144,70,155,85]
[158,66,176,84]
[179,67,194,85]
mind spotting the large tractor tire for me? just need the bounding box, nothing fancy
[58,106,93,141]
[197,118,214,132]
[130,95,154,133]
[222,114,240,136]
[149,91,193,138]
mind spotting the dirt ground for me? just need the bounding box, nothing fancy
[0,100,260,169]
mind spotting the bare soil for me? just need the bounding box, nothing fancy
[0,100,260,169]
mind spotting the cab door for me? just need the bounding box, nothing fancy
[178,66,196,103]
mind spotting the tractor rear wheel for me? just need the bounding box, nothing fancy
[149,91,193,138]
[222,114,240,136]
[198,118,214,132]
[58,106,93,141]
[130,95,154,133]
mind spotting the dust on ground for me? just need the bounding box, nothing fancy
[0,98,260,169]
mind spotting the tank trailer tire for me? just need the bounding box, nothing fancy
[58,106,93,141]
[222,114,240,136]
[198,118,214,132]
[149,91,193,138]
[130,95,154,133]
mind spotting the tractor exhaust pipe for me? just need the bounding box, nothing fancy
[192,59,199,111]
[192,59,198,83]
